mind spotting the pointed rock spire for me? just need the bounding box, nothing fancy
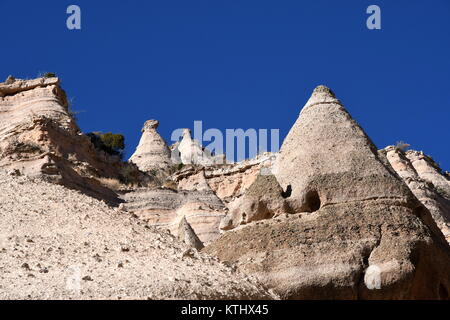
[274,85,413,212]
[206,85,450,299]
[178,216,204,250]
[129,120,172,172]
[304,85,340,108]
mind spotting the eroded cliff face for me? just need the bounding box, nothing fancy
[0,77,145,203]
[2,76,449,300]
[384,146,450,243]
[129,120,173,173]
[173,152,277,202]
[121,150,276,244]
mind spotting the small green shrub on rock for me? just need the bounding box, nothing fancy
[87,132,125,159]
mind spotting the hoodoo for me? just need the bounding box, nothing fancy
[205,85,450,299]
[129,120,172,172]
[273,85,410,212]
[178,216,205,250]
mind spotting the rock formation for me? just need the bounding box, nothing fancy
[0,77,146,204]
[2,75,449,300]
[0,171,273,299]
[205,85,450,299]
[120,174,226,245]
[171,128,225,166]
[384,146,450,242]
[178,216,204,250]
[220,173,292,231]
[172,152,277,202]
[129,120,172,173]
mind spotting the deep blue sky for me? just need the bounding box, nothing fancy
[1,1,449,169]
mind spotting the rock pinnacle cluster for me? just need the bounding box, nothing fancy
[1,77,449,300]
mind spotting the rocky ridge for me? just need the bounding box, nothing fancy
[384,146,450,242]
[1,76,449,300]
[0,77,148,204]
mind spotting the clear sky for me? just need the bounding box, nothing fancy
[1,1,449,169]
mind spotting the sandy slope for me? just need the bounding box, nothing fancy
[0,172,274,300]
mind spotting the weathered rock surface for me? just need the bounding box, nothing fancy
[129,120,173,173]
[384,146,450,243]
[173,153,277,203]
[0,172,274,300]
[171,129,225,166]
[0,77,145,204]
[120,182,226,245]
[220,174,292,231]
[205,86,450,299]
[3,76,449,300]
[123,153,277,244]
[178,216,204,250]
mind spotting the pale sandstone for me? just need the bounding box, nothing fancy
[129,120,172,172]
[384,146,450,243]
[0,77,148,203]
[205,86,450,299]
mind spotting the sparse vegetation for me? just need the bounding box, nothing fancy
[87,132,125,159]
[39,72,57,78]
[119,164,137,185]
[96,177,123,191]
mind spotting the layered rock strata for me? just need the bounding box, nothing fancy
[384,146,450,242]
[120,181,226,245]
[0,77,146,203]
[129,120,172,172]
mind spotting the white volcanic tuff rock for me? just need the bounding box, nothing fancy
[129,120,172,172]
[171,129,225,166]
[406,150,450,197]
[120,186,226,245]
[174,202,226,245]
[0,77,72,139]
[384,146,450,242]
[173,153,277,202]
[0,77,143,203]
[206,86,450,299]
[0,172,274,300]
[220,174,292,231]
[121,171,227,245]
[273,85,413,211]
[177,169,212,192]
